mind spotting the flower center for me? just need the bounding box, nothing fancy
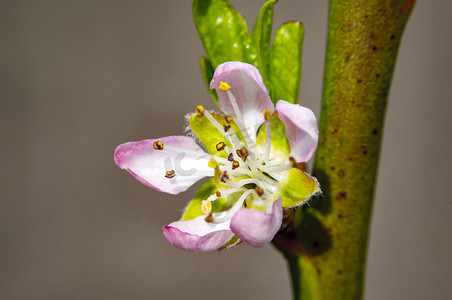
[199,82,293,223]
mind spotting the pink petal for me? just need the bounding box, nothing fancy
[114,136,212,195]
[210,62,274,137]
[163,214,235,252]
[230,198,283,248]
[276,100,319,162]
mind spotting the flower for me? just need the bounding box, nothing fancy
[114,62,320,252]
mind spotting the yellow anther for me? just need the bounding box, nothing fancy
[254,186,264,196]
[232,160,239,170]
[201,200,212,214]
[215,191,222,197]
[225,116,234,123]
[153,141,164,150]
[219,81,231,92]
[216,141,226,151]
[165,170,175,179]
[196,105,205,117]
[264,109,272,121]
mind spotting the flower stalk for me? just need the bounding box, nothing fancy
[273,1,415,299]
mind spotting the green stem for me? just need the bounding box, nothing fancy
[274,1,415,299]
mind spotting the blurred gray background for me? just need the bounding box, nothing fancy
[1,1,451,299]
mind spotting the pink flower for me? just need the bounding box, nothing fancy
[115,62,320,252]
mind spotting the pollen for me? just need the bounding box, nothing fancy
[153,141,164,150]
[219,81,231,92]
[264,109,272,121]
[165,170,176,179]
[201,200,212,214]
[196,105,205,117]
[232,160,239,170]
[225,115,234,123]
[254,186,264,196]
[216,141,226,151]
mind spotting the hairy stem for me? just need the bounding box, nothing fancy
[274,1,415,299]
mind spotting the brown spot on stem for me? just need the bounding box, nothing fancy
[338,169,345,178]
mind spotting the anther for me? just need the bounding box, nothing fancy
[216,141,226,151]
[196,105,205,117]
[225,116,234,123]
[224,124,231,132]
[153,141,164,150]
[232,160,240,170]
[201,200,212,214]
[289,157,297,168]
[165,170,175,179]
[264,109,272,121]
[254,186,264,196]
[227,153,234,161]
[220,171,229,183]
[219,81,231,92]
[216,191,221,197]
[204,213,214,223]
[240,147,249,162]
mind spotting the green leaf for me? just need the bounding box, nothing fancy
[251,0,277,89]
[192,0,252,68]
[269,21,304,104]
[200,56,218,105]
[255,112,291,160]
[279,167,319,208]
[182,179,233,220]
[189,112,244,158]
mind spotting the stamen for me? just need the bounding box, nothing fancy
[205,213,214,223]
[220,171,229,183]
[216,141,226,151]
[219,81,231,92]
[232,160,240,170]
[224,124,231,132]
[254,185,264,196]
[196,105,205,117]
[264,109,271,121]
[201,200,212,214]
[239,147,249,162]
[165,170,175,179]
[225,116,234,123]
[227,153,234,161]
[214,189,256,223]
[289,157,297,168]
[153,141,164,150]
[216,191,222,197]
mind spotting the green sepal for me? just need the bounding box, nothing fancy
[200,56,218,105]
[256,112,291,160]
[279,167,320,208]
[192,0,252,68]
[269,21,304,104]
[189,112,244,158]
[251,0,277,88]
[219,235,241,250]
[182,179,233,221]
